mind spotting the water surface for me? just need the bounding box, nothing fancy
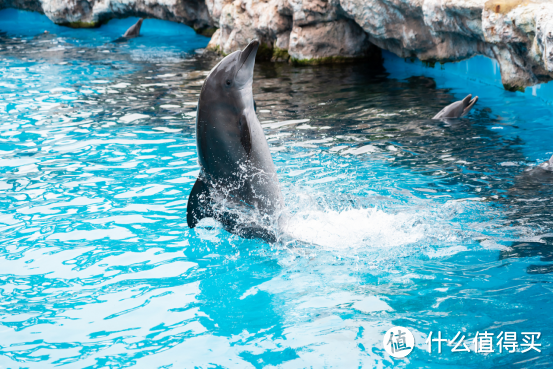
[1,9,552,368]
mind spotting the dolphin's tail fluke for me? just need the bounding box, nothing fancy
[187,176,213,228]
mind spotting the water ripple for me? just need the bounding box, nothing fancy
[1,9,552,368]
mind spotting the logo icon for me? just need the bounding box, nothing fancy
[383,326,415,358]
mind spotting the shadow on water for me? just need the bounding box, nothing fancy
[184,235,297,367]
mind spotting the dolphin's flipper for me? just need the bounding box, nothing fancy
[239,115,252,155]
[461,96,478,117]
[187,177,213,228]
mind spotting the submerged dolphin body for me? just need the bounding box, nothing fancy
[522,154,553,180]
[186,40,285,242]
[122,18,144,38]
[433,94,478,119]
[539,155,553,171]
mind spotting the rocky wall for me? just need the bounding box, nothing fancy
[3,0,553,89]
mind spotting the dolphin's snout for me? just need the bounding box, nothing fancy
[462,94,472,106]
[242,40,259,57]
[235,40,259,88]
[239,40,259,71]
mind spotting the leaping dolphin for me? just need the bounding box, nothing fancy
[186,40,285,242]
[122,18,144,38]
[433,94,478,119]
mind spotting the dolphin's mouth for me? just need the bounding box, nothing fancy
[235,40,259,88]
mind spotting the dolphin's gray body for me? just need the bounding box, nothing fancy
[122,18,144,38]
[523,154,553,179]
[539,155,553,171]
[186,40,284,242]
[433,94,478,119]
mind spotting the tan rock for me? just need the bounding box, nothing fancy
[288,19,372,62]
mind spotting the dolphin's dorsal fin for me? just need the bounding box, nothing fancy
[187,176,213,228]
[239,115,252,155]
[548,154,553,166]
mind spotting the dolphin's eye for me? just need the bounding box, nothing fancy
[226,79,231,86]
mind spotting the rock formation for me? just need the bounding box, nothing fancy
[0,0,214,34]
[2,0,553,90]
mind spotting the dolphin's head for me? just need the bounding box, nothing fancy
[196,40,260,174]
[201,40,259,99]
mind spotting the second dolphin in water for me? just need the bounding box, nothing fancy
[520,154,553,181]
[122,18,144,38]
[433,94,478,119]
[186,40,285,242]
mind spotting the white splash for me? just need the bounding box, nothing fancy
[283,207,427,249]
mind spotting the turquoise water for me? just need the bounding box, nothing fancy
[1,9,552,368]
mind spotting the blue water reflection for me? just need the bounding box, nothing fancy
[0,8,552,368]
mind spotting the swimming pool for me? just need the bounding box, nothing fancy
[1,8,552,368]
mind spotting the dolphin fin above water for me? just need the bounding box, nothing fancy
[239,114,252,155]
[518,154,553,184]
[536,154,553,172]
[112,18,144,43]
[123,18,144,38]
[433,94,478,119]
[186,177,213,229]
